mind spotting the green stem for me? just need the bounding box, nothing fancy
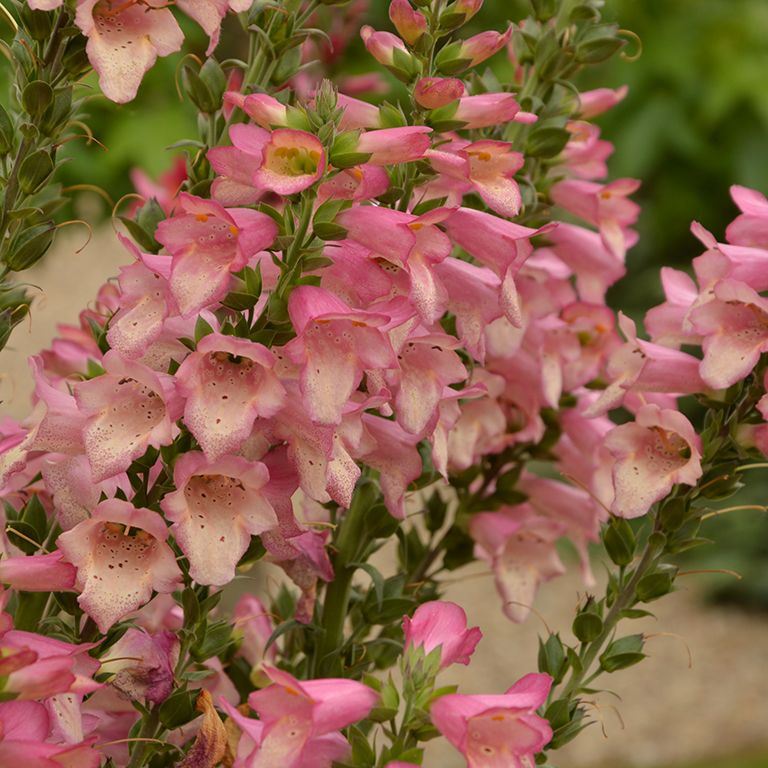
[126,707,161,768]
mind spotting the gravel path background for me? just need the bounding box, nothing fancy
[3,231,767,768]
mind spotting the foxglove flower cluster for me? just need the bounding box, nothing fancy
[1,0,764,766]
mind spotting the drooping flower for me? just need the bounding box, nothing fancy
[175,333,286,460]
[0,701,100,768]
[430,673,553,768]
[161,452,277,586]
[403,601,482,669]
[74,351,181,482]
[470,507,566,623]
[156,193,278,315]
[75,0,184,104]
[285,286,397,425]
[600,404,703,519]
[57,499,183,632]
[428,139,523,217]
[100,628,179,704]
[0,552,76,593]
[690,279,768,389]
[233,666,378,768]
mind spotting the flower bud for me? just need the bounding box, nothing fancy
[602,516,635,566]
[636,564,678,602]
[414,77,464,109]
[458,27,512,67]
[575,25,626,64]
[389,0,427,46]
[450,0,483,20]
[361,26,420,82]
[18,149,54,195]
[22,80,54,120]
[4,222,55,272]
[599,634,645,672]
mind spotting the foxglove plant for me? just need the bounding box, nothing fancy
[0,0,765,766]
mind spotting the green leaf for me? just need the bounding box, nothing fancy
[158,688,197,729]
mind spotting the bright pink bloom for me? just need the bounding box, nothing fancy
[57,499,182,632]
[75,0,184,104]
[389,0,427,45]
[577,85,628,118]
[388,332,467,435]
[318,165,390,202]
[428,139,523,217]
[587,313,706,415]
[359,414,423,519]
[337,206,453,324]
[430,674,553,768]
[232,667,378,768]
[458,27,512,67]
[285,286,397,425]
[453,93,531,129]
[336,93,382,130]
[644,267,701,347]
[106,252,172,360]
[551,178,640,259]
[0,630,99,700]
[355,126,432,165]
[100,628,179,704]
[0,552,76,592]
[228,92,288,128]
[414,77,465,109]
[601,404,702,519]
[470,507,566,623]
[161,452,277,586]
[562,121,613,180]
[175,333,286,460]
[445,207,551,325]
[0,701,100,768]
[690,279,768,389]
[403,601,481,669]
[156,192,278,315]
[130,156,186,215]
[727,184,768,247]
[74,351,181,482]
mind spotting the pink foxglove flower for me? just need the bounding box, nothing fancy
[403,601,481,669]
[161,452,277,586]
[388,331,467,436]
[355,126,432,166]
[226,667,378,768]
[75,0,184,104]
[57,499,182,632]
[577,85,628,118]
[175,333,286,460]
[452,93,532,129]
[0,701,100,768]
[470,507,566,623]
[74,351,181,482]
[726,184,768,247]
[100,628,179,704]
[286,286,397,425]
[156,193,278,315]
[601,404,703,518]
[430,673,553,768]
[428,139,523,217]
[551,177,640,259]
[690,279,768,389]
[0,552,76,593]
[445,207,550,325]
